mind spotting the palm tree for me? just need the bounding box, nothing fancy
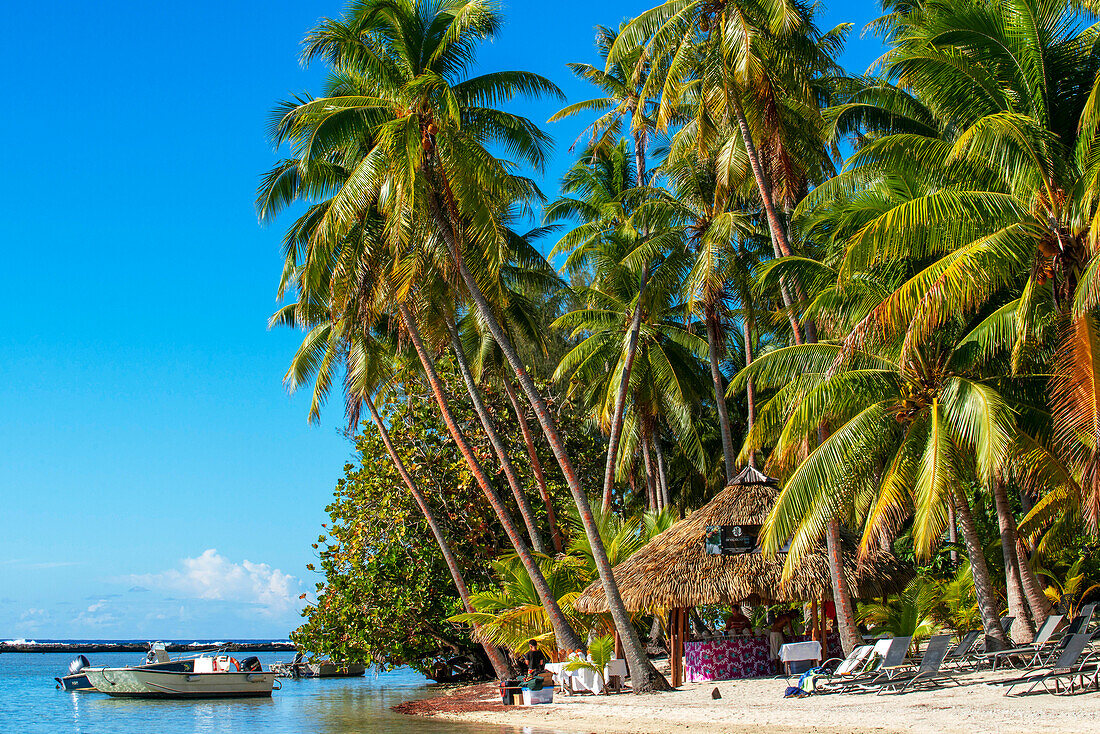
[551,25,663,512]
[450,554,591,657]
[269,297,513,677]
[547,140,649,511]
[733,305,1021,649]
[613,1,842,344]
[552,233,709,512]
[816,0,1100,539]
[271,0,669,689]
[651,131,764,481]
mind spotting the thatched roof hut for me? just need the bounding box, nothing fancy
[575,466,908,614]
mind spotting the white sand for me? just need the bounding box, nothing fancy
[431,670,1099,733]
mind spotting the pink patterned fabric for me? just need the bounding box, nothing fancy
[683,637,773,682]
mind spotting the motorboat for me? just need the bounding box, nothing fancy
[271,652,365,678]
[56,655,97,692]
[82,643,278,699]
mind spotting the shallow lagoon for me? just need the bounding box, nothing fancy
[3,651,556,734]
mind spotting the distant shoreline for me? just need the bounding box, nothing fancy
[0,641,297,654]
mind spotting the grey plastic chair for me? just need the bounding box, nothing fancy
[943,630,981,670]
[1042,603,1097,665]
[846,636,912,693]
[1004,633,1096,696]
[875,634,957,694]
[978,615,1064,671]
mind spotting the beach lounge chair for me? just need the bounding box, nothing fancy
[813,639,889,693]
[1003,633,1097,696]
[843,636,912,693]
[871,634,957,694]
[943,630,981,670]
[1040,604,1097,665]
[977,615,1064,671]
[813,644,873,686]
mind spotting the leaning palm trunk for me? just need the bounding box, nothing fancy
[427,181,669,689]
[993,479,1034,642]
[450,260,671,692]
[705,305,735,484]
[363,393,511,678]
[603,270,648,511]
[825,518,862,655]
[953,489,1008,650]
[447,322,546,553]
[501,375,563,552]
[398,303,582,652]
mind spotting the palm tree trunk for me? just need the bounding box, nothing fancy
[398,303,581,652]
[992,479,1034,642]
[451,263,670,691]
[1016,537,1052,623]
[431,190,670,690]
[948,501,958,565]
[704,304,735,484]
[724,81,803,345]
[953,489,1008,650]
[363,393,511,678]
[654,432,670,511]
[603,270,648,511]
[446,321,546,553]
[824,518,861,655]
[501,375,563,553]
[640,421,658,512]
[743,316,758,469]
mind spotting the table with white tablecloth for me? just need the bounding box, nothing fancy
[683,636,772,681]
[545,658,629,694]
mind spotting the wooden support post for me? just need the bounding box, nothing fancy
[670,608,682,687]
[614,628,623,660]
[820,597,829,660]
[673,607,682,691]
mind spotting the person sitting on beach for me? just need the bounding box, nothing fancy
[517,639,547,676]
[724,606,752,634]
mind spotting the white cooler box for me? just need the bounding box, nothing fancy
[522,687,554,705]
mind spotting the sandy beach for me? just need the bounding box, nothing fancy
[400,669,1100,734]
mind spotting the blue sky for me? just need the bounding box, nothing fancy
[0,1,883,640]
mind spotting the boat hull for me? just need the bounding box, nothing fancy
[308,662,366,678]
[84,668,275,698]
[56,673,96,692]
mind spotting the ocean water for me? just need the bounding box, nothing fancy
[2,650,556,733]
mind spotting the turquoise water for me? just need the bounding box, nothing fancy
[3,651,551,733]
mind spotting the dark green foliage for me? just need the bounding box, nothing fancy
[292,361,605,673]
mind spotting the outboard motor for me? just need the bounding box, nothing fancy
[68,655,91,676]
[239,656,262,672]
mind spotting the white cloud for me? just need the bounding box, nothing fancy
[72,600,117,628]
[130,549,300,616]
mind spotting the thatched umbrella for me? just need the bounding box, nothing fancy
[575,467,908,685]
